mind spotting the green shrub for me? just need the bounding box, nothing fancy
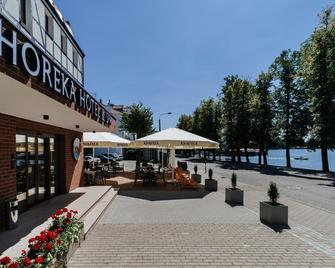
[231,173,237,189]
[268,181,280,205]
[208,168,213,180]
[194,165,198,174]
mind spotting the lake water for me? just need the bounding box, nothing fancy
[241,149,335,171]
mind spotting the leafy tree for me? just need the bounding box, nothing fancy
[120,102,154,139]
[176,114,194,132]
[252,71,275,165]
[271,50,310,168]
[301,7,335,172]
[220,76,253,162]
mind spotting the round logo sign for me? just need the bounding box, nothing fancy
[73,138,81,161]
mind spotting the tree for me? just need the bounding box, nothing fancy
[301,7,335,172]
[252,71,274,165]
[176,114,193,132]
[271,49,309,168]
[120,102,154,139]
[220,76,253,163]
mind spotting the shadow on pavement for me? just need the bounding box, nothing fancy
[260,221,291,233]
[118,190,210,201]
[0,192,83,255]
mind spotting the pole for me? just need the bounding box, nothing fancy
[93,147,95,168]
[108,147,110,164]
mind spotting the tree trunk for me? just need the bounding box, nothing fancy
[321,138,329,172]
[258,145,262,165]
[285,146,291,168]
[231,148,236,163]
[244,147,250,163]
[237,148,241,163]
[285,86,291,168]
[263,149,268,166]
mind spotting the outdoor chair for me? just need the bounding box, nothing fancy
[175,168,198,189]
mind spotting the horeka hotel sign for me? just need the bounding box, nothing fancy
[0,17,112,126]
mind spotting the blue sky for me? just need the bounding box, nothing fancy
[57,0,333,130]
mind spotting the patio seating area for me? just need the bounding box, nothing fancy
[91,161,202,191]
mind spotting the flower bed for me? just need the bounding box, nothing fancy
[0,208,84,268]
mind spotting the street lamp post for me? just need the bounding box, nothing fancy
[158,112,172,166]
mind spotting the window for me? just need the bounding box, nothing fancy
[73,49,79,67]
[20,0,32,31]
[45,11,54,39]
[19,0,27,24]
[61,33,67,54]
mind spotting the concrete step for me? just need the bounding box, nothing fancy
[82,187,119,237]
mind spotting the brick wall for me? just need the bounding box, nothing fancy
[0,113,84,229]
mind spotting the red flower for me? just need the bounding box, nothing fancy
[56,227,64,233]
[71,210,78,214]
[0,256,11,265]
[9,262,19,268]
[22,257,31,266]
[34,256,44,264]
[62,208,68,213]
[56,239,62,245]
[47,231,58,240]
[28,237,35,243]
[32,243,41,251]
[37,234,48,243]
[63,218,70,224]
[21,250,27,256]
[67,212,72,219]
[44,242,53,252]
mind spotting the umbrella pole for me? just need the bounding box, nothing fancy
[171,149,176,179]
[108,147,110,164]
[93,147,95,168]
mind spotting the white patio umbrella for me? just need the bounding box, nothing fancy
[130,128,219,178]
[83,132,130,166]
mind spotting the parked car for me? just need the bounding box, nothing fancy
[111,153,124,161]
[102,153,123,161]
[84,155,101,164]
[98,154,116,164]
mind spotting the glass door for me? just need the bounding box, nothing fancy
[49,138,56,198]
[37,138,46,201]
[16,134,57,212]
[16,135,27,212]
[27,137,36,207]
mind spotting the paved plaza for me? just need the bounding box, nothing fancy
[68,164,335,268]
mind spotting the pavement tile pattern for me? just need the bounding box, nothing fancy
[68,190,335,267]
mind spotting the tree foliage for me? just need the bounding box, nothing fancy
[271,49,310,168]
[300,7,335,171]
[120,102,154,139]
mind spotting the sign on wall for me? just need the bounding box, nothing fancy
[73,137,81,161]
[0,16,112,127]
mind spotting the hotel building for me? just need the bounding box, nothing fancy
[0,0,115,228]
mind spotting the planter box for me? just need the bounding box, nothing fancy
[225,188,244,205]
[50,228,84,268]
[191,174,202,183]
[259,202,288,226]
[205,179,217,191]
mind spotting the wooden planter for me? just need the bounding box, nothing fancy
[259,202,288,226]
[225,188,244,205]
[191,174,201,183]
[205,179,217,191]
[49,228,84,268]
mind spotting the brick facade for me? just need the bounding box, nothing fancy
[0,113,84,229]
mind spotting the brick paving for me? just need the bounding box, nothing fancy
[68,190,335,267]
